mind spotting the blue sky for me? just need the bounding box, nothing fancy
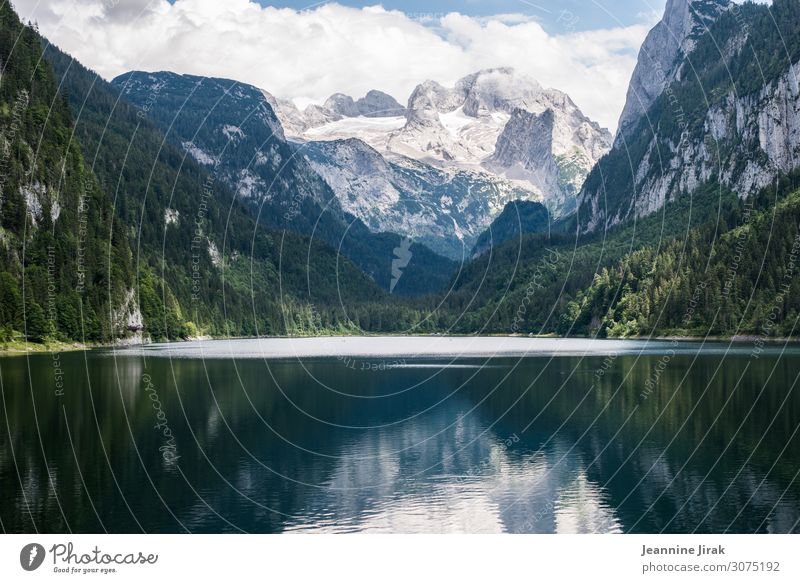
[255,0,665,32]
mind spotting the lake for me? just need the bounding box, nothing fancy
[1,337,799,533]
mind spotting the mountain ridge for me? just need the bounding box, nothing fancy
[578,0,800,233]
[260,67,610,256]
[615,0,732,143]
[111,70,457,295]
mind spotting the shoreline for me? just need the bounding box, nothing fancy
[0,339,96,355]
[3,332,798,356]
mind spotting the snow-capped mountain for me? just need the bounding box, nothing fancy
[303,138,536,258]
[389,67,611,191]
[279,70,610,214]
[267,89,406,136]
[112,71,457,295]
[271,68,609,254]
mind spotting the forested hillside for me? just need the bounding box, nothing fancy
[442,169,800,339]
[41,36,396,339]
[566,176,800,338]
[0,4,130,343]
[471,201,550,258]
[1,3,432,345]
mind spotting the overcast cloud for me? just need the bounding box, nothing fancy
[12,0,658,130]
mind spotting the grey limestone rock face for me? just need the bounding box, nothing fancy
[615,0,731,143]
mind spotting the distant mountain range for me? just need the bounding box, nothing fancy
[112,67,610,259]
[112,71,456,293]
[277,68,610,193]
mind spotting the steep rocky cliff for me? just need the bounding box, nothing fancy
[578,0,800,232]
[615,0,731,143]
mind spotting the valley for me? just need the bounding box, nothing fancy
[1,0,800,348]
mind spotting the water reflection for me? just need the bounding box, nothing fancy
[1,343,799,533]
[281,412,621,533]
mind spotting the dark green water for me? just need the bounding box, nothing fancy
[1,338,800,533]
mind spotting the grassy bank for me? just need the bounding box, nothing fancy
[0,339,93,355]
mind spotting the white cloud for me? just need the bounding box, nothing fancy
[13,0,656,130]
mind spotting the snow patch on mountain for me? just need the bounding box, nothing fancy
[273,68,610,219]
[303,116,406,151]
[303,138,541,258]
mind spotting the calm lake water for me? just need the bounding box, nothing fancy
[1,337,799,533]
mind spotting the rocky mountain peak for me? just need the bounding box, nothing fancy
[457,67,545,117]
[493,108,556,162]
[325,90,406,118]
[385,69,611,215]
[265,89,406,137]
[261,89,306,136]
[324,93,360,117]
[406,79,461,118]
[615,0,731,141]
[357,90,406,117]
[486,108,563,210]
